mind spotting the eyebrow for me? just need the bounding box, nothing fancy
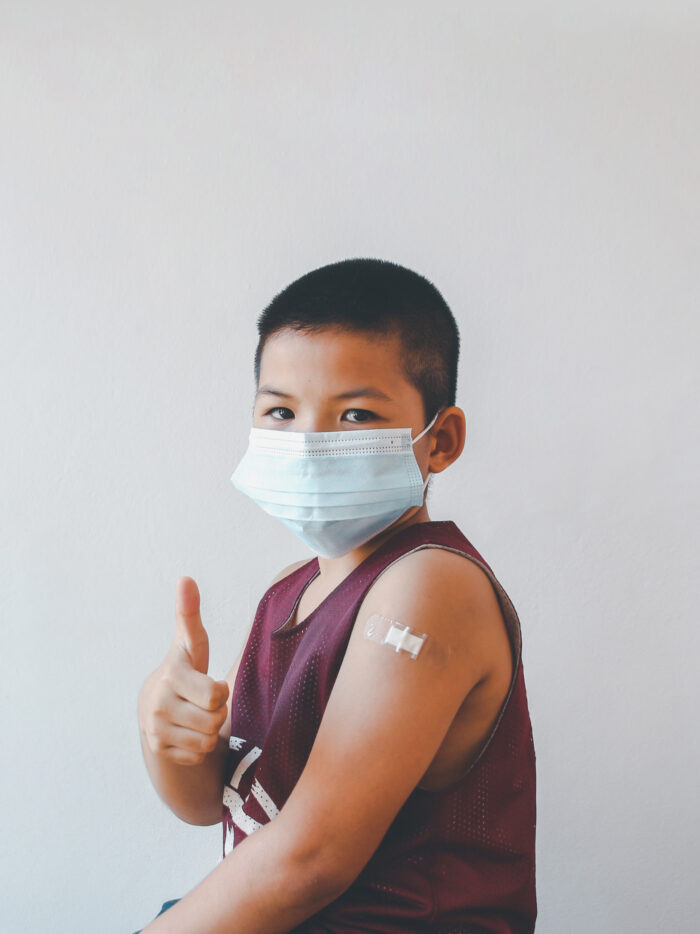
[255,385,395,402]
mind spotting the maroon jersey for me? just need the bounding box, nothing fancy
[221,520,537,933]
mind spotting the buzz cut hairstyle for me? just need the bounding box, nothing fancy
[253,257,460,426]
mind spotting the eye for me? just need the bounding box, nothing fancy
[343,408,378,423]
[265,406,294,420]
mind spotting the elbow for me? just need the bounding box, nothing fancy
[267,807,358,909]
[278,842,352,911]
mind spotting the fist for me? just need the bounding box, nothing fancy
[138,576,230,765]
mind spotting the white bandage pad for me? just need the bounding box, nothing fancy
[362,611,458,670]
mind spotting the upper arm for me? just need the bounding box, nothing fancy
[218,558,312,746]
[271,548,505,890]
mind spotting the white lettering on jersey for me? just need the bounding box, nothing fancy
[222,740,281,855]
[250,777,280,821]
[223,787,263,836]
[230,745,262,790]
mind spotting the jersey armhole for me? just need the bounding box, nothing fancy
[357,542,525,793]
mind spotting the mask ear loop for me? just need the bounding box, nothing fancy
[412,408,442,490]
[411,408,441,445]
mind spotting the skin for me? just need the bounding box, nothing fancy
[136,325,513,934]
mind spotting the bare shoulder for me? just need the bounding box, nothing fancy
[268,557,314,588]
[355,544,510,688]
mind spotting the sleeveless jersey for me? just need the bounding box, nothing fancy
[221,519,537,933]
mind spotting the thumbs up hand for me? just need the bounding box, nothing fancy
[138,577,231,766]
[174,575,211,675]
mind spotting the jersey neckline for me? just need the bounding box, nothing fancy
[271,520,458,639]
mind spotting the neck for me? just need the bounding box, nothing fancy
[315,504,431,584]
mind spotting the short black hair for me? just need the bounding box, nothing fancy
[253,258,460,423]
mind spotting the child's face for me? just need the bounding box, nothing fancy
[253,327,428,436]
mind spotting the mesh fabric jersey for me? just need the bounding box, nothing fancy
[221,520,537,934]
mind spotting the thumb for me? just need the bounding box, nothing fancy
[174,576,209,674]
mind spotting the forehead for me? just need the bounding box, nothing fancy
[258,327,416,394]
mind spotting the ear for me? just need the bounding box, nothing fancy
[427,406,466,474]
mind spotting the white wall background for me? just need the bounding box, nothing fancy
[1,3,698,932]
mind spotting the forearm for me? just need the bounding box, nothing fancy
[138,679,227,826]
[142,816,346,934]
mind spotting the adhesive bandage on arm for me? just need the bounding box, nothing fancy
[362,613,452,668]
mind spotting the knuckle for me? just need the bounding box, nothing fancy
[204,690,219,712]
[192,731,210,754]
[151,698,171,723]
[211,707,224,726]
[161,667,180,693]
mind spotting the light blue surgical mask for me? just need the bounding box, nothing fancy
[231,410,440,558]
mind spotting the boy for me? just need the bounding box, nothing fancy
[136,258,537,933]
